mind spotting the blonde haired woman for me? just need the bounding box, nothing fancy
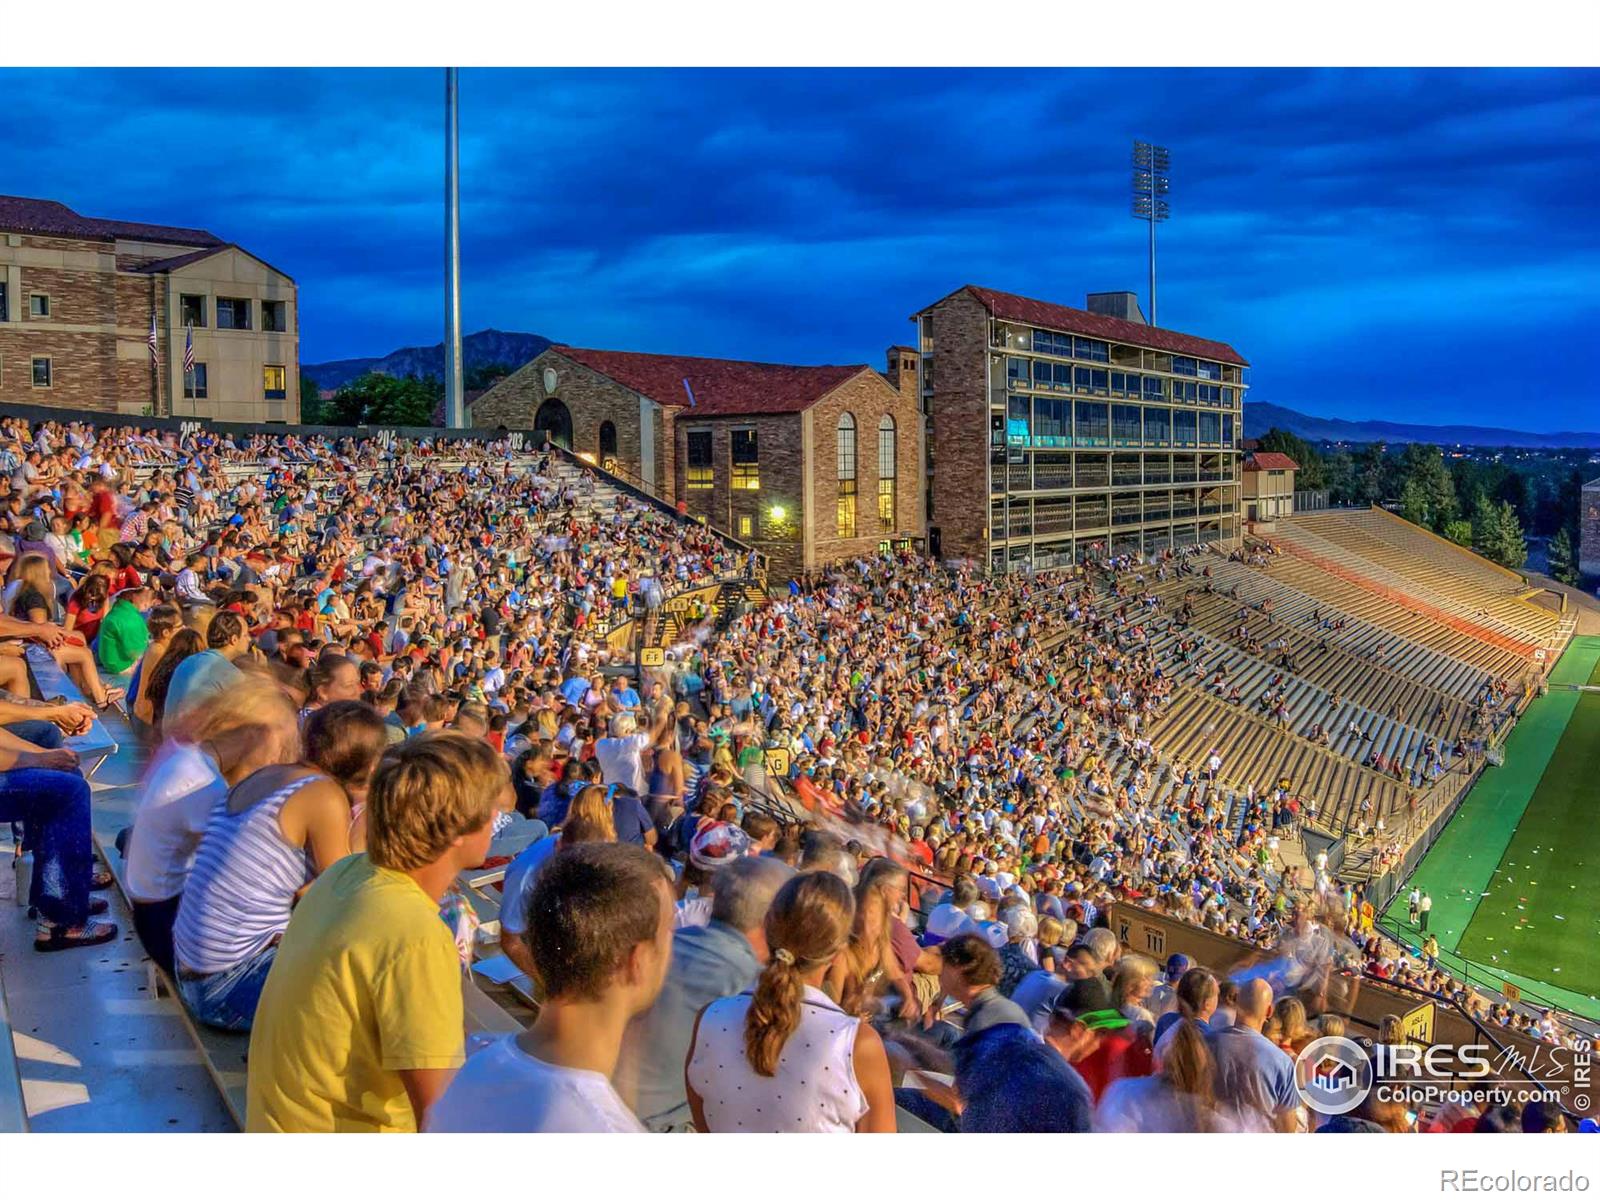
[125,677,301,974]
[686,870,896,1132]
[7,553,123,710]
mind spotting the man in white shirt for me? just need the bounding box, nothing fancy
[594,704,671,797]
[426,844,674,1132]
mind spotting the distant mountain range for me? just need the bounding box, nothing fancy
[1245,401,1600,450]
[302,329,552,391]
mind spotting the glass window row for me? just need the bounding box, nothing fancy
[999,399,1234,449]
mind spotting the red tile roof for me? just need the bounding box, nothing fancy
[0,194,222,248]
[1245,452,1299,471]
[551,346,870,416]
[920,285,1248,367]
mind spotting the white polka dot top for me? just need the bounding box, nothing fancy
[687,985,867,1132]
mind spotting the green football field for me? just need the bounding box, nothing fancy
[1384,635,1600,1020]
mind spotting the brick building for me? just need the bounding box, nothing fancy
[1581,477,1600,581]
[0,195,298,421]
[471,344,924,580]
[912,285,1247,571]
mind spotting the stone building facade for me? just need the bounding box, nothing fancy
[0,195,298,421]
[470,344,924,581]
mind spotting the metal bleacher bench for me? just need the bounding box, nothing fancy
[90,812,537,1130]
[24,644,118,778]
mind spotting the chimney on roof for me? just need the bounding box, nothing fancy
[1086,292,1146,325]
[886,345,919,401]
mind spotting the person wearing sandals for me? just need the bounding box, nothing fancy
[0,726,118,952]
[171,700,388,1031]
[6,553,125,712]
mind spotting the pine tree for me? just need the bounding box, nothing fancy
[1485,500,1528,570]
[1400,479,1430,527]
[1548,527,1579,585]
[1443,519,1474,548]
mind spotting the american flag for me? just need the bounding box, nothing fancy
[183,324,195,374]
[147,313,159,362]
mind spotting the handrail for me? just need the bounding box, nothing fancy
[540,438,768,578]
[1375,913,1599,1038]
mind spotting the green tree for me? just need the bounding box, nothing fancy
[328,372,441,427]
[1257,428,1326,490]
[465,361,515,391]
[299,373,329,425]
[1475,499,1527,570]
[1399,478,1431,527]
[1548,527,1579,586]
[1442,519,1474,547]
[1397,444,1458,531]
[1353,444,1390,507]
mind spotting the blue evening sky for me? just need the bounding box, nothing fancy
[3,67,1596,429]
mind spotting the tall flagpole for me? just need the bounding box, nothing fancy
[444,67,465,429]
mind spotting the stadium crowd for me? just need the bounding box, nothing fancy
[0,413,1590,1135]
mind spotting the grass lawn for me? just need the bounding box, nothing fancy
[1453,654,1600,1007]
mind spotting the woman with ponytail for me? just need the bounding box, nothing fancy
[684,870,896,1132]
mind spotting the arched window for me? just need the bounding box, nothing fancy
[836,413,857,538]
[877,414,896,531]
[598,420,617,468]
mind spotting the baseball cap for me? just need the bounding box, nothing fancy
[1164,953,1193,982]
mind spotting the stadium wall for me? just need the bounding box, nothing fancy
[0,398,514,445]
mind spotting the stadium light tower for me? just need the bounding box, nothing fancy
[444,68,465,429]
[1131,140,1171,327]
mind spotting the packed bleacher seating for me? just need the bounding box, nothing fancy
[0,412,1591,1135]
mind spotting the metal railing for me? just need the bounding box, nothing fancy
[539,439,767,580]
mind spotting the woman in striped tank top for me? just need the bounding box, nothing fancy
[172,700,389,1031]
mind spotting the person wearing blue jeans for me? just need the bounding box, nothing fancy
[0,725,117,952]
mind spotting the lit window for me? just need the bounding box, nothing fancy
[730,429,759,490]
[837,413,856,537]
[686,430,714,490]
[263,365,287,399]
[878,415,896,530]
[738,515,752,538]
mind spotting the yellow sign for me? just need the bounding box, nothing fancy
[1400,1001,1435,1046]
[764,747,792,777]
[639,647,665,667]
[1501,981,1522,1006]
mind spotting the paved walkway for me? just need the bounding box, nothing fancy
[0,710,233,1132]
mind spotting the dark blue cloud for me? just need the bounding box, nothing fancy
[2,67,1596,429]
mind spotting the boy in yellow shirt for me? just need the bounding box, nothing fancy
[246,733,511,1131]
